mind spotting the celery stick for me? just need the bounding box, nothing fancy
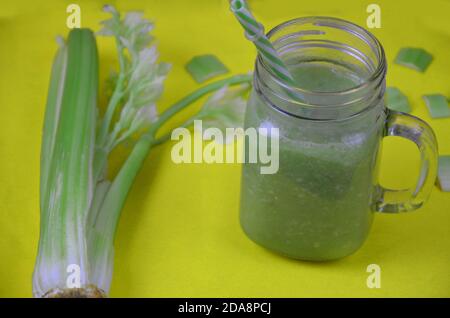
[33,29,99,298]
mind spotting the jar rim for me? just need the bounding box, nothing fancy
[257,16,386,99]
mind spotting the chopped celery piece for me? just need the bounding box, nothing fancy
[437,156,450,192]
[386,87,411,113]
[394,47,433,72]
[186,54,229,83]
[423,94,450,118]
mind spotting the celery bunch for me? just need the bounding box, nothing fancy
[33,6,250,297]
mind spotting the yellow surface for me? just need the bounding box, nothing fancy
[0,0,449,298]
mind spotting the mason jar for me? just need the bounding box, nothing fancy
[240,17,438,261]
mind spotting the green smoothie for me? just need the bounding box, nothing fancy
[240,62,385,260]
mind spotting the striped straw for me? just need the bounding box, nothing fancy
[230,0,295,85]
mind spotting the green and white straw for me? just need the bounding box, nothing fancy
[230,0,295,85]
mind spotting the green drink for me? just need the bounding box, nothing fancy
[241,63,383,260]
[239,17,438,261]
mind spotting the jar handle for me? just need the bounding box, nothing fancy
[374,109,439,213]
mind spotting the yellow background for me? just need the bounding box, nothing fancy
[0,0,449,297]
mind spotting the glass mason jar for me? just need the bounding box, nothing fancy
[240,17,438,261]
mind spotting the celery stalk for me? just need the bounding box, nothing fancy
[33,6,251,298]
[33,29,99,297]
